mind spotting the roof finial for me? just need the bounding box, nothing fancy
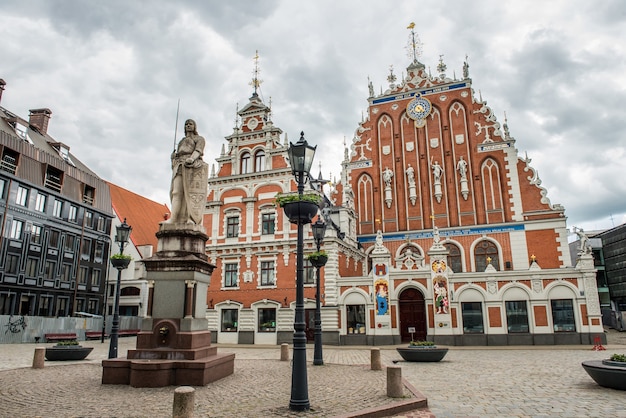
[503,111,511,138]
[406,22,422,64]
[387,65,397,88]
[437,54,447,80]
[249,50,263,96]
[234,102,239,129]
[463,54,470,79]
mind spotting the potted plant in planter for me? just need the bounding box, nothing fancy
[275,192,321,224]
[395,340,449,362]
[582,353,626,390]
[307,250,328,268]
[110,253,132,270]
[45,340,94,361]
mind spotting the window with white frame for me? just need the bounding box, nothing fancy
[260,261,275,286]
[261,212,275,235]
[240,152,251,174]
[258,308,276,332]
[224,263,238,288]
[505,300,530,333]
[35,192,47,212]
[0,179,5,199]
[9,219,23,239]
[84,211,93,228]
[61,264,72,282]
[461,301,484,334]
[254,150,266,172]
[346,304,366,334]
[16,186,29,206]
[551,299,576,332]
[97,216,106,232]
[226,216,239,238]
[95,241,104,260]
[221,309,238,332]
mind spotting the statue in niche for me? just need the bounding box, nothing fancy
[382,167,393,188]
[430,158,443,184]
[456,156,468,179]
[405,164,415,186]
[167,119,208,225]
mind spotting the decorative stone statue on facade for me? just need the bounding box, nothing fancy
[573,226,592,255]
[457,156,469,200]
[382,167,393,208]
[167,119,209,225]
[430,158,443,203]
[406,164,417,205]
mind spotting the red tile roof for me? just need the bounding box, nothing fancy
[107,182,170,251]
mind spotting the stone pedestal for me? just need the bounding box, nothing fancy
[102,223,235,387]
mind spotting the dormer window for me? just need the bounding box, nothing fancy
[44,166,63,192]
[83,185,95,205]
[14,122,33,144]
[1,148,19,174]
[50,142,75,166]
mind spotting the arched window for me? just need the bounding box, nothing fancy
[240,152,251,174]
[254,150,266,172]
[357,174,374,234]
[474,240,500,271]
[444,243,462,273]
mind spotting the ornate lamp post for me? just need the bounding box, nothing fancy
[310,219,327,366]
[108,219,132,359]
[287,132,316,411]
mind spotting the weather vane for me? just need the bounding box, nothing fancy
[249,50,263,95]
[406,22,423,63]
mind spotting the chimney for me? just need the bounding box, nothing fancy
[29,108,52,134]
[0,79,5,103]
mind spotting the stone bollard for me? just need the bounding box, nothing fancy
[370,348,382,370]
[280,343,289,361]
[32,347,45,369]
[387,366,403,398]
[172,386,195,418]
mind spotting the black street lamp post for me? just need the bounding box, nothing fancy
[287,132,316,412]
[311,219,326,366]
[108,219,132,359]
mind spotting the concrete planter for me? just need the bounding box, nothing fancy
[45,346,94,361]
[396,346,449,362]
[582,359,626,390]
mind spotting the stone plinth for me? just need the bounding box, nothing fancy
[102,224,235,388]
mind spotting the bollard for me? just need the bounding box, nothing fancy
[387,366,403,398]
[280,343,289,361]
[172,386,195,418]
[370,347,382,370]
[32,347,45,369]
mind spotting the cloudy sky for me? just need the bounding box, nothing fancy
[1,1,624,235]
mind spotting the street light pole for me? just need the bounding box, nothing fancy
[287,132,316,412]
[108,219,132,359]
[311,219,326,366]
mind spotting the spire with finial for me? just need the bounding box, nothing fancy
[387,65,397,88]
[406,22,423,64]
[249,50,263,96]
[503,111,511,138]
[234,103,240,130]
[437,54,447,80]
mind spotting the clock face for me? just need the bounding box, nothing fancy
[407,95,432,121]
[246,118,259,130]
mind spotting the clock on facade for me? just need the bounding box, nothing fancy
[246,118,259,130]
[406,94,432,128]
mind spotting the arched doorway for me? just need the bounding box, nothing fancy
[399,288,427,342]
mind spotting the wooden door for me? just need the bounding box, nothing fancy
[398,288,427,342]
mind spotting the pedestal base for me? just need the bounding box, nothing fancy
[102,320,234,387]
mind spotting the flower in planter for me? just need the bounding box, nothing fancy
[56,340,80,347]
[307,250,328,260]
[409,340,436,347]
[274,192,322,208]
[110,253,132,261]
[610,353,626,362]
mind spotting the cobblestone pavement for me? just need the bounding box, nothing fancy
[0,330,624,417]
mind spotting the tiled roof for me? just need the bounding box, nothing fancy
[107,182,170,250]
